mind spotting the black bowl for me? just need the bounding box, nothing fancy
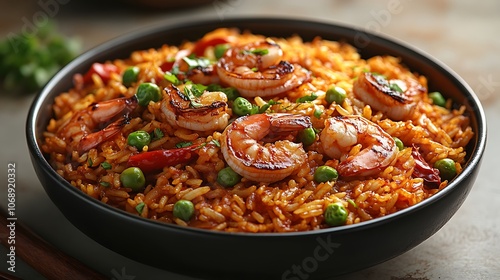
[26,18,487,280]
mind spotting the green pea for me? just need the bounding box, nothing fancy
[429,91,446,107]
[217,167,242,188]
[393,137,404,151]
[325,86,347,105]
[136,82,161,106]
[313,108,322,119]
[233,97,253,116]
[173,200,195,221]
[127,130,151,150]
[314,166,339,183]
[297,127,316,147]
[120,167,145,192]
[434,158,457,181]
[324,203,348,226]
[122,66,139,87]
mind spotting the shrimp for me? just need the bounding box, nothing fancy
[217,40,310,98]
[57,96,138,154]
[161,84,230,132]
[162,48,220,86]
[183,65,220,85]
[220,113,312,183]
[353,72,426,120]
[320,115,398,177]
[173,53,221,85]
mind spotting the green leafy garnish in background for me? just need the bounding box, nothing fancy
[0,21,81,94]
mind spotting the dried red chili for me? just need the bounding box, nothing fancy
[411,144,441,188]
[127,144,200,173]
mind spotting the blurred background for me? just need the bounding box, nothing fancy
[0,0,499,279]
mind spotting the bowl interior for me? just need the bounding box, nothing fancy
[26,17,487,279]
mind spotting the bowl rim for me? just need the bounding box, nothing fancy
[26,16,488,238]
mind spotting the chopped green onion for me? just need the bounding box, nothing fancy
[371,72,386,78]
[347,199,358,208]
[250,104,260,115]
[100,181,111,188]
[258,100,277,113]
[389,82,403,93]
[210,139,221,147]
[135,202,145,214]
[296,92,318,103]
[183,85,204,108]
[101,162,112,170]
[191,83,208,95]
[214,44,230,59]
[164,72,180,85]
[242,48,269,56]
[182,56,211,70]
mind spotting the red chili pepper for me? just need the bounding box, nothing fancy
[127,145,199,173]
[160,49,191,72]
[160,61,175,72]
[411,144,441,188]
[82,63,119,85]
[191,37,230,57]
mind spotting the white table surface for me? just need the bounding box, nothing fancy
[1,0,499,279]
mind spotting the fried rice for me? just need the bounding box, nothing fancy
[42,28,474,233]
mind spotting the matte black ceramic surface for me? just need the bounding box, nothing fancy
[27,18,486,280]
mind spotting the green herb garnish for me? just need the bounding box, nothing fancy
[210,139,221,147]
[135,202,145,214]
[183,84,206,108]
[242,48,269,56]
[176,141,193,148]
[347,199,358,208]
[296,92,318,103]
[389,82,403,93]
[182,56,211,71]
[101,162,112,170]
[151,128,164,141]
[258,100,277,113]
[164,72,180,85]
